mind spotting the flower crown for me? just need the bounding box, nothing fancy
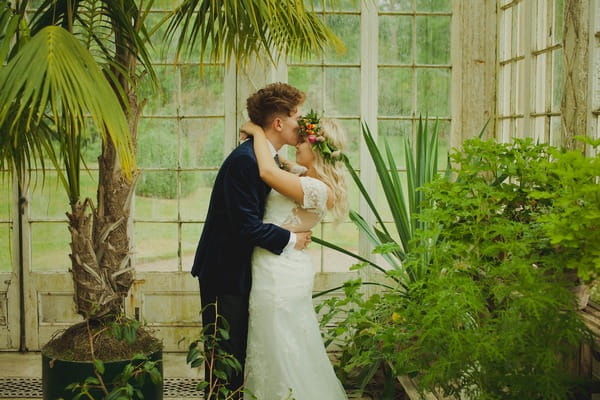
[298,110,343,163]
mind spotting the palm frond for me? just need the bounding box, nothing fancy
[0,26,135,195]
[30,0,157,90]
[166,0,344,65]
[0,1,22,64]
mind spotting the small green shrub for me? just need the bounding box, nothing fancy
[531,137,600,282]
[321,137,595,400]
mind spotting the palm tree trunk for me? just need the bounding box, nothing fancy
[69,16,141,320]
[68,199,122,318]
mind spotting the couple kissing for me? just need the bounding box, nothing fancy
[191,82,349,400]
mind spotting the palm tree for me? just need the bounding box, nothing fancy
[0,0,343,320]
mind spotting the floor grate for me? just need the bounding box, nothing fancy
[163,377,202,398]
[0,377,41,398]
[0,377,203,398]
[0,377,370,399]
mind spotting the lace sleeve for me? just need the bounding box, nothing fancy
[300,177,328,211]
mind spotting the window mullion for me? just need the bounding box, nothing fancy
[359,1,377,261]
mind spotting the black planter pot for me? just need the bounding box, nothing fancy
[42,349,163,400]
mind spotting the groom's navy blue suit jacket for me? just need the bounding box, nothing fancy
[191,139,290,296]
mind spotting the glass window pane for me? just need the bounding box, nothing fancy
[140,65,180,116]
[180,65,225,116]
[552,49,563,112]
[376,177,407,222]
[416,0,451,12]
[513,61,523,115]
[436,120,450,171]
[153,0,182,8]
[498,64,511,116]
[378,68,413,116]
[137,118,179,169]
[534,0,547,51]
[136,171,182,208]
[379,16,412,65]
[324,0,360,11]
[288,66,324,112]
[532,117,546,143]
[553,0,564,43]
[81,123,102,165]
[416,16,451,65]
[379,0,413,12]
[417,68,450,115]
[29,171,97,219]
[325,14,360,64]
[0,178,11,220]
[135,181,178,220]
[325,67,360,115]
[180,172,216,220]
[146,12,175,63]
[344,171,361,217]
[181,223,204,272]
[134,222,178,271]
[322,222,359,272]
[550,116,562,147]
[287,47,323,65]
[31,222,70,271]
[500,8,512,61]
[0,223,12,272]
[533,54,546,113]
[514,3,524,57]
[181,118,225,169]
[337,119,361,167]
[378,119,412,169]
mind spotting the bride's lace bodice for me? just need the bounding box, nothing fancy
[263,176,328,232]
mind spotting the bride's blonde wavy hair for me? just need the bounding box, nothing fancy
[310,118,349,224]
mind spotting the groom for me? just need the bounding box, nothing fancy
[191,82,311,398]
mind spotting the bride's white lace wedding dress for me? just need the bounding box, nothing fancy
[245,176,348,400]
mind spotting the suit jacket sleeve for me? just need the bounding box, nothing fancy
[223,153,290,255]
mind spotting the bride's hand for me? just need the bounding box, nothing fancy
[240,121,265,140]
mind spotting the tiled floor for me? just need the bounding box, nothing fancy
[0,352,372,399]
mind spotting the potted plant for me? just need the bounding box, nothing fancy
[0,1,342,398]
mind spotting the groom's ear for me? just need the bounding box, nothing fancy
[271,116,284,132]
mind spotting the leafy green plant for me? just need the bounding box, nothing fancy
[65,353,161,400]
[530,136,600,282]
[186,304,300,400]
[321,137,594,400]
[64,318,162,400]
[187,303,246,400]
[315,116,448,398]
[314,116,448,294]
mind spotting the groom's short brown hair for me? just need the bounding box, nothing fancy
[246,82,306,128]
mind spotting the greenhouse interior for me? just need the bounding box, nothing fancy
[0,0,600,399]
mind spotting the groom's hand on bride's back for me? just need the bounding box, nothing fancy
[294,231,312,250]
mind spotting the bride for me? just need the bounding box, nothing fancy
[240,114,349,400]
